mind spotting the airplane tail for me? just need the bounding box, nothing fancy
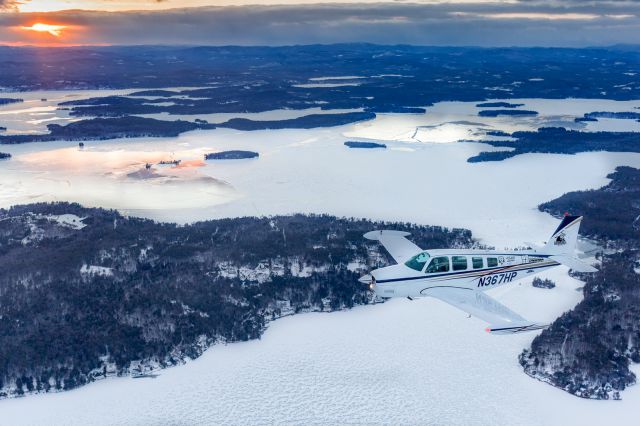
[541,215,598,273]
[543,215,582,255]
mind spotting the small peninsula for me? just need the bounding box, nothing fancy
[467,127,640,163]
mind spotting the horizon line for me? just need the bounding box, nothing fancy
[2,42,640,49]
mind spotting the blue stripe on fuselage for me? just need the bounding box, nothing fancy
[375,261,557,284]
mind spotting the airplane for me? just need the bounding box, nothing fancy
[358,215,597,334]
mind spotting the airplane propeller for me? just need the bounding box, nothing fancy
[358,273,375,290]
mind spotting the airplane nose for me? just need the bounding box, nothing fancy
[358,273,373,284]
[359,274,377,292]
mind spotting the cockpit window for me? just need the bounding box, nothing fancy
[425,256,450,273]
[405,252,430,271]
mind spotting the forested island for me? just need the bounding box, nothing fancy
[583,111,640,120]
[344,141,387,149]
[485,130,510,137]
[0,152,10,159]
[0,203,474,398]
[0,112,376,145]
[363,106,425,114]
[520,167,640,399]
[0,116,213,144]
[0,98,23,105]
[575,116,599,123]
[205,150,259,160]
[476,102,524,108]
[478,109,538,117]
[467,127,640,162]
[217,112,375,131]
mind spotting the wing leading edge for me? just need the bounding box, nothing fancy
[363,230,422,264]
[421,287,547,335]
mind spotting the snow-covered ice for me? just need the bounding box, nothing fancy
[292,82,362,88]
[308,76,366,81]
[2,268,639,426]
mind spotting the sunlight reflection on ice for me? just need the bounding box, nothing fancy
[3,146,236,210]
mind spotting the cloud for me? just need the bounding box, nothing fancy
[450,11,602,20]
[1,2,640,46]
[0,0,20,10]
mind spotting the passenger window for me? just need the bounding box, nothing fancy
[404,252,430,272]
[472,257,484,269]
[425,256,450,273]
[487,257,498,268]
[452,256,467,271]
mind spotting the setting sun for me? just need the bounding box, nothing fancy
[20,23,67,37]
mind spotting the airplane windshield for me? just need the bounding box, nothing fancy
[404,252,430,271]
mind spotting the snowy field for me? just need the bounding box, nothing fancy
[2,92,640,423]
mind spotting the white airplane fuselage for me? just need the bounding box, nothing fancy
[365,249,560,299]
[359,216,596,334]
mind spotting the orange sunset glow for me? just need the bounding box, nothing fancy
[20,23,67,37]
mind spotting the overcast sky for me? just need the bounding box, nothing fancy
[1,1,640,46]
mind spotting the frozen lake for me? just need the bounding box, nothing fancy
[2,91,640,423]
[2,94,640,247]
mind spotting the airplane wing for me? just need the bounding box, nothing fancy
[363,230,421,264]
[422,287,547,334]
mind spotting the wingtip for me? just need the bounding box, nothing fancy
[363,230,411,240]
[486,323,548,335]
